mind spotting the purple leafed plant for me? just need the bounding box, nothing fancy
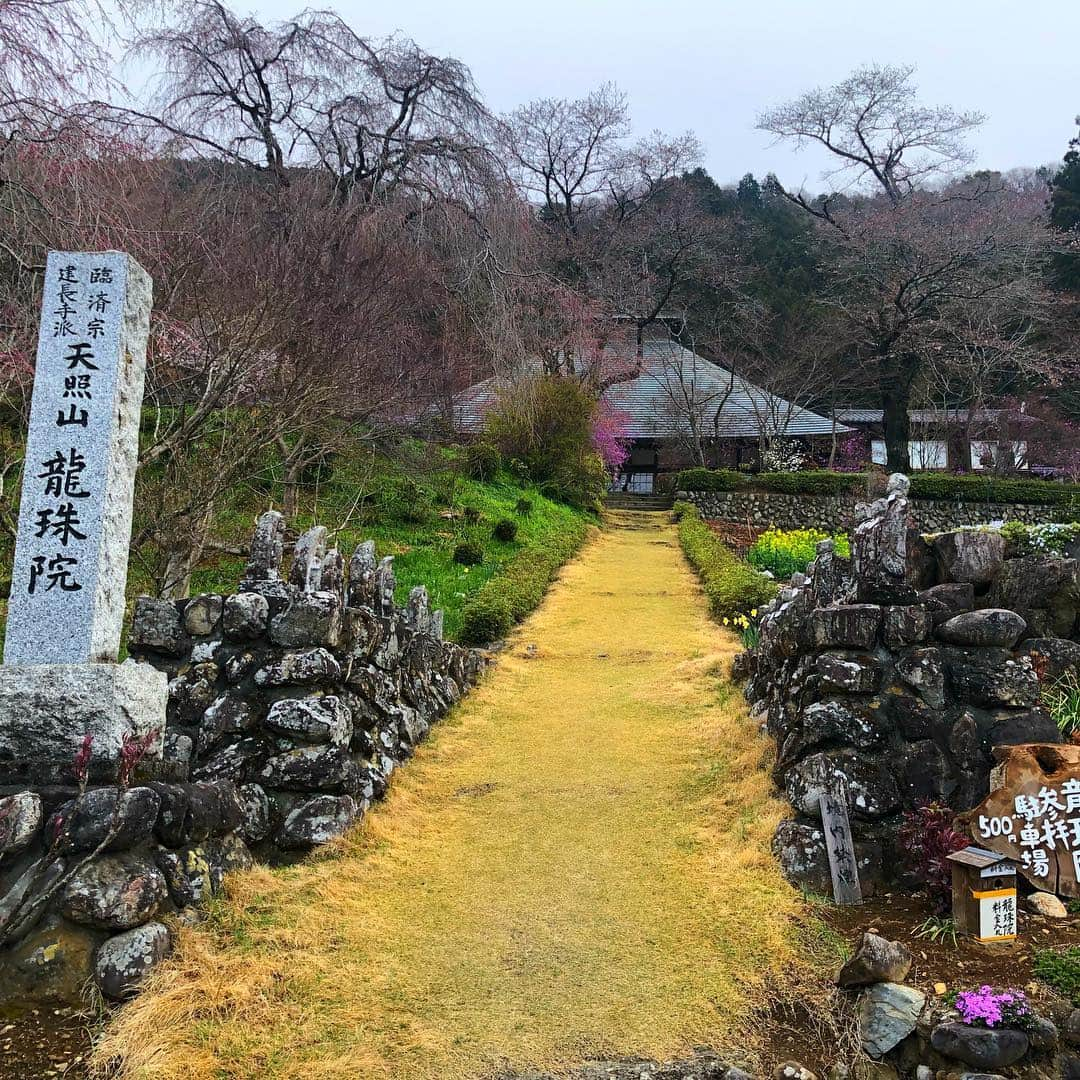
[897,803,970,913]
[955,985,1031,1029]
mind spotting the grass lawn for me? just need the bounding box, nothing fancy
[91,511,830,1080]
[0,437,594,647]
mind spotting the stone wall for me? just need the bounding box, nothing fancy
[0,512,485,1003]
[739,476,1080,895]
[680,488,1066,533]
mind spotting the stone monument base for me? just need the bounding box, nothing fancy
[0,660,166,764]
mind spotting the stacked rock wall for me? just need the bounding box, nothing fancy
[680,488,1066,534]
[742,476,1080,894]
[0,511,485,1003]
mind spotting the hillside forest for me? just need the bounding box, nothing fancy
[1,0,1080,605]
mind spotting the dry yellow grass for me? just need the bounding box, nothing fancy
[92,511,814,1080]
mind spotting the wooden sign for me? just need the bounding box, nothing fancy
[962,743,1080,897]
[820,785,862,905]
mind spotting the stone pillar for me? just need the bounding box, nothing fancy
[5,252,152,664]
[0,251,165,764]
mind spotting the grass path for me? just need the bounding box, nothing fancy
[94,512,813,1080]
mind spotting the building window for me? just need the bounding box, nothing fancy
[909,440,948,469]
[870,439,887,466]
[970,441,997,470]
[971,441,1029,471]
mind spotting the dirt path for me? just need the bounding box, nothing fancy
[94,511,812,1080]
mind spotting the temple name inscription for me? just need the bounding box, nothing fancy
[4,251,152,665]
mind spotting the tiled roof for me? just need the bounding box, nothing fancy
[454,341,842,440]
[834,408,1038,426]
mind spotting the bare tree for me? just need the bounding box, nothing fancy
[124,1,498,203]
[758,64,1057,469]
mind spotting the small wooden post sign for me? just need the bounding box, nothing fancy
[947,846,1018,943]
[820,785,862,905]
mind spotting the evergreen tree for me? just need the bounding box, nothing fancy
[1049,119,1080,290]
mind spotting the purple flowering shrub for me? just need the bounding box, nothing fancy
[953,985,1032,1030]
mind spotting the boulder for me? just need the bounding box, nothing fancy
[269,591,341,648]
[851,480,933,602]
[168,666,218,724]
[930,1022,1029,1070]
[0,791,41,855]
[984,708,1061,750]
[275,794,357,849]
[901,740,955,806]
[937,610,1027,649]
[237,783,272,843]
[61,852,168,930]
[837,932,911,988]
[198,693,256,753]
[155,847,212,907]
[253,648,341,687]
[1026,891,1068,918]
[257,745,355,792]
[93,921,172,1000]
[263,696,352,745]
[883,605,931,648]
[859,982,926,1058]
[1018,637,1080,681]
[942,647,1040,708]
[784,750,900,819]
[48,786,160,854]
[931,529,1006,586]
[778,699,890,767]
[811,606,882,650]
[988,557,1080,637]
[222,592,270,640]
[919,582,975,626]
[814,652,883,694]
[893,647,946,709]
[183,594,223,636]
[129,596,189,655]
[192,738,269,783]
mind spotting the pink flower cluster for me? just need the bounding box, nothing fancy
[955,986,1030,1029]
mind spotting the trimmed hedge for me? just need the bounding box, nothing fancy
[675,502,778,620]
[459,516,593,645]
[676,468,1080,507]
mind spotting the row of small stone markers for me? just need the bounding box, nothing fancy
[0,253,485,1005]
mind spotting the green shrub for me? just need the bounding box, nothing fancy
[677,505,777,620]
[374,476,434,524]
[459,593,513,644]
[757,470,865,496]
[675,467,1080,508]
[465,441,502,481]
[463,506,481,525]
[452,540,483,566]
[514,497,533,516]
[675,468,749,493]
[748,527,850,579]
[493,518,518,543]
[1034,946,1080,1005]
[1000,520,1080,556]
[459,514,591,644]
[484,376,607,509]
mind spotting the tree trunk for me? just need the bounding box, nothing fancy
[880,355,919,472]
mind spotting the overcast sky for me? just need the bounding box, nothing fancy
[242,0,1079,190]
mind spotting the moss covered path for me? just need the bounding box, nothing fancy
[95,512,809,1080]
